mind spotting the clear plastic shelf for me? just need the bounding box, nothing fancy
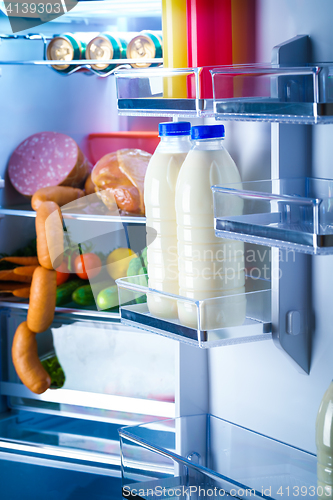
[116,275,271,348]
[211,63,333,124]
[212,177,333,255]
[119,413,317,500]
[115,67,215,117]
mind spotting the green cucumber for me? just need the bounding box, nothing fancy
[72,285,95,307]
[56,279,86,306]
[97,285,119,310]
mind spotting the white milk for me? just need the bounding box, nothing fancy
[144,122,191,320]
[175,124,246,331]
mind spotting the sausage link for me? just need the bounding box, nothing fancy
[31,186,85,211]
[36,201,64,270]
[12,321,51,394]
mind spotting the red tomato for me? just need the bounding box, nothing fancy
[56,261,70,286]
[74,253,102,280]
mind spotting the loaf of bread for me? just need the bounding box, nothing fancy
[91,148,151,215]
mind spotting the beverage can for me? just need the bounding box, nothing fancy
[86,33,127,72]
[126,31,162,68]
[47,33,86,73]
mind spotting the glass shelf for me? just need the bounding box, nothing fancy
[116,275,271,348]
[0,202,146,223]
[0,300,120,321]
[212,177,333,255]
[119,414,317,500]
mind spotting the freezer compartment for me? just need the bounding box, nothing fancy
[119,414,317,500]
[0,308,175,420]
[116,275,271,348]
[211,63,333,124]
[212,177,333,255]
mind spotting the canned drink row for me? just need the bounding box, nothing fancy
[47,31,163,73]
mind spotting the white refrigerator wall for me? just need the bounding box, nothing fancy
[208,0,333,454]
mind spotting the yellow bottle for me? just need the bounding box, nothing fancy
[162,0,188,98]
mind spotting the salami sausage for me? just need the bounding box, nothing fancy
[8,132,90,196]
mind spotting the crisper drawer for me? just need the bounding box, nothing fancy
[0,307,176,484]
[1,308,175,420]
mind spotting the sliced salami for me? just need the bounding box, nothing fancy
[8,132,90,196]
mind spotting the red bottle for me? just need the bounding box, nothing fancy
[186,0,256,99]
[186,0,233,98]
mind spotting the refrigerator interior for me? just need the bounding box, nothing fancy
[0,0,333,497]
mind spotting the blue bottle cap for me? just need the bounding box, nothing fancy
[159,122,191,136]
[191,124,225,141]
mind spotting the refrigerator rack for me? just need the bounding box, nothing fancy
[0,33,163,77]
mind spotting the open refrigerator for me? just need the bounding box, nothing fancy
[0,1,333,499]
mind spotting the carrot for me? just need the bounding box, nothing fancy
[36,201,64,270]
[13,265,38,277]
[0,270,32,283]
[12,321,51,394]
[12,287,31,298]
[31,186,85,211]
[0,256,39,266]
[0,281,32,291]
[27,267,57,333]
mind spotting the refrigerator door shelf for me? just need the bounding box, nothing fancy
[212,177,333,255]
[116,275,271,349]
[119,413,317,500]
[115,61,333,122]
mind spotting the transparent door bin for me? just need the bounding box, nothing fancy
[211,64,333,124]
[116,275,271,348]
[119,414,317,500]
[115,67,215,117]
[213,177,333,255]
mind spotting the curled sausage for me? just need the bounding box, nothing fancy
[36,201,64,270]
[12,321,51,394]
[31,186,85,211]
[27,266,57,333]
